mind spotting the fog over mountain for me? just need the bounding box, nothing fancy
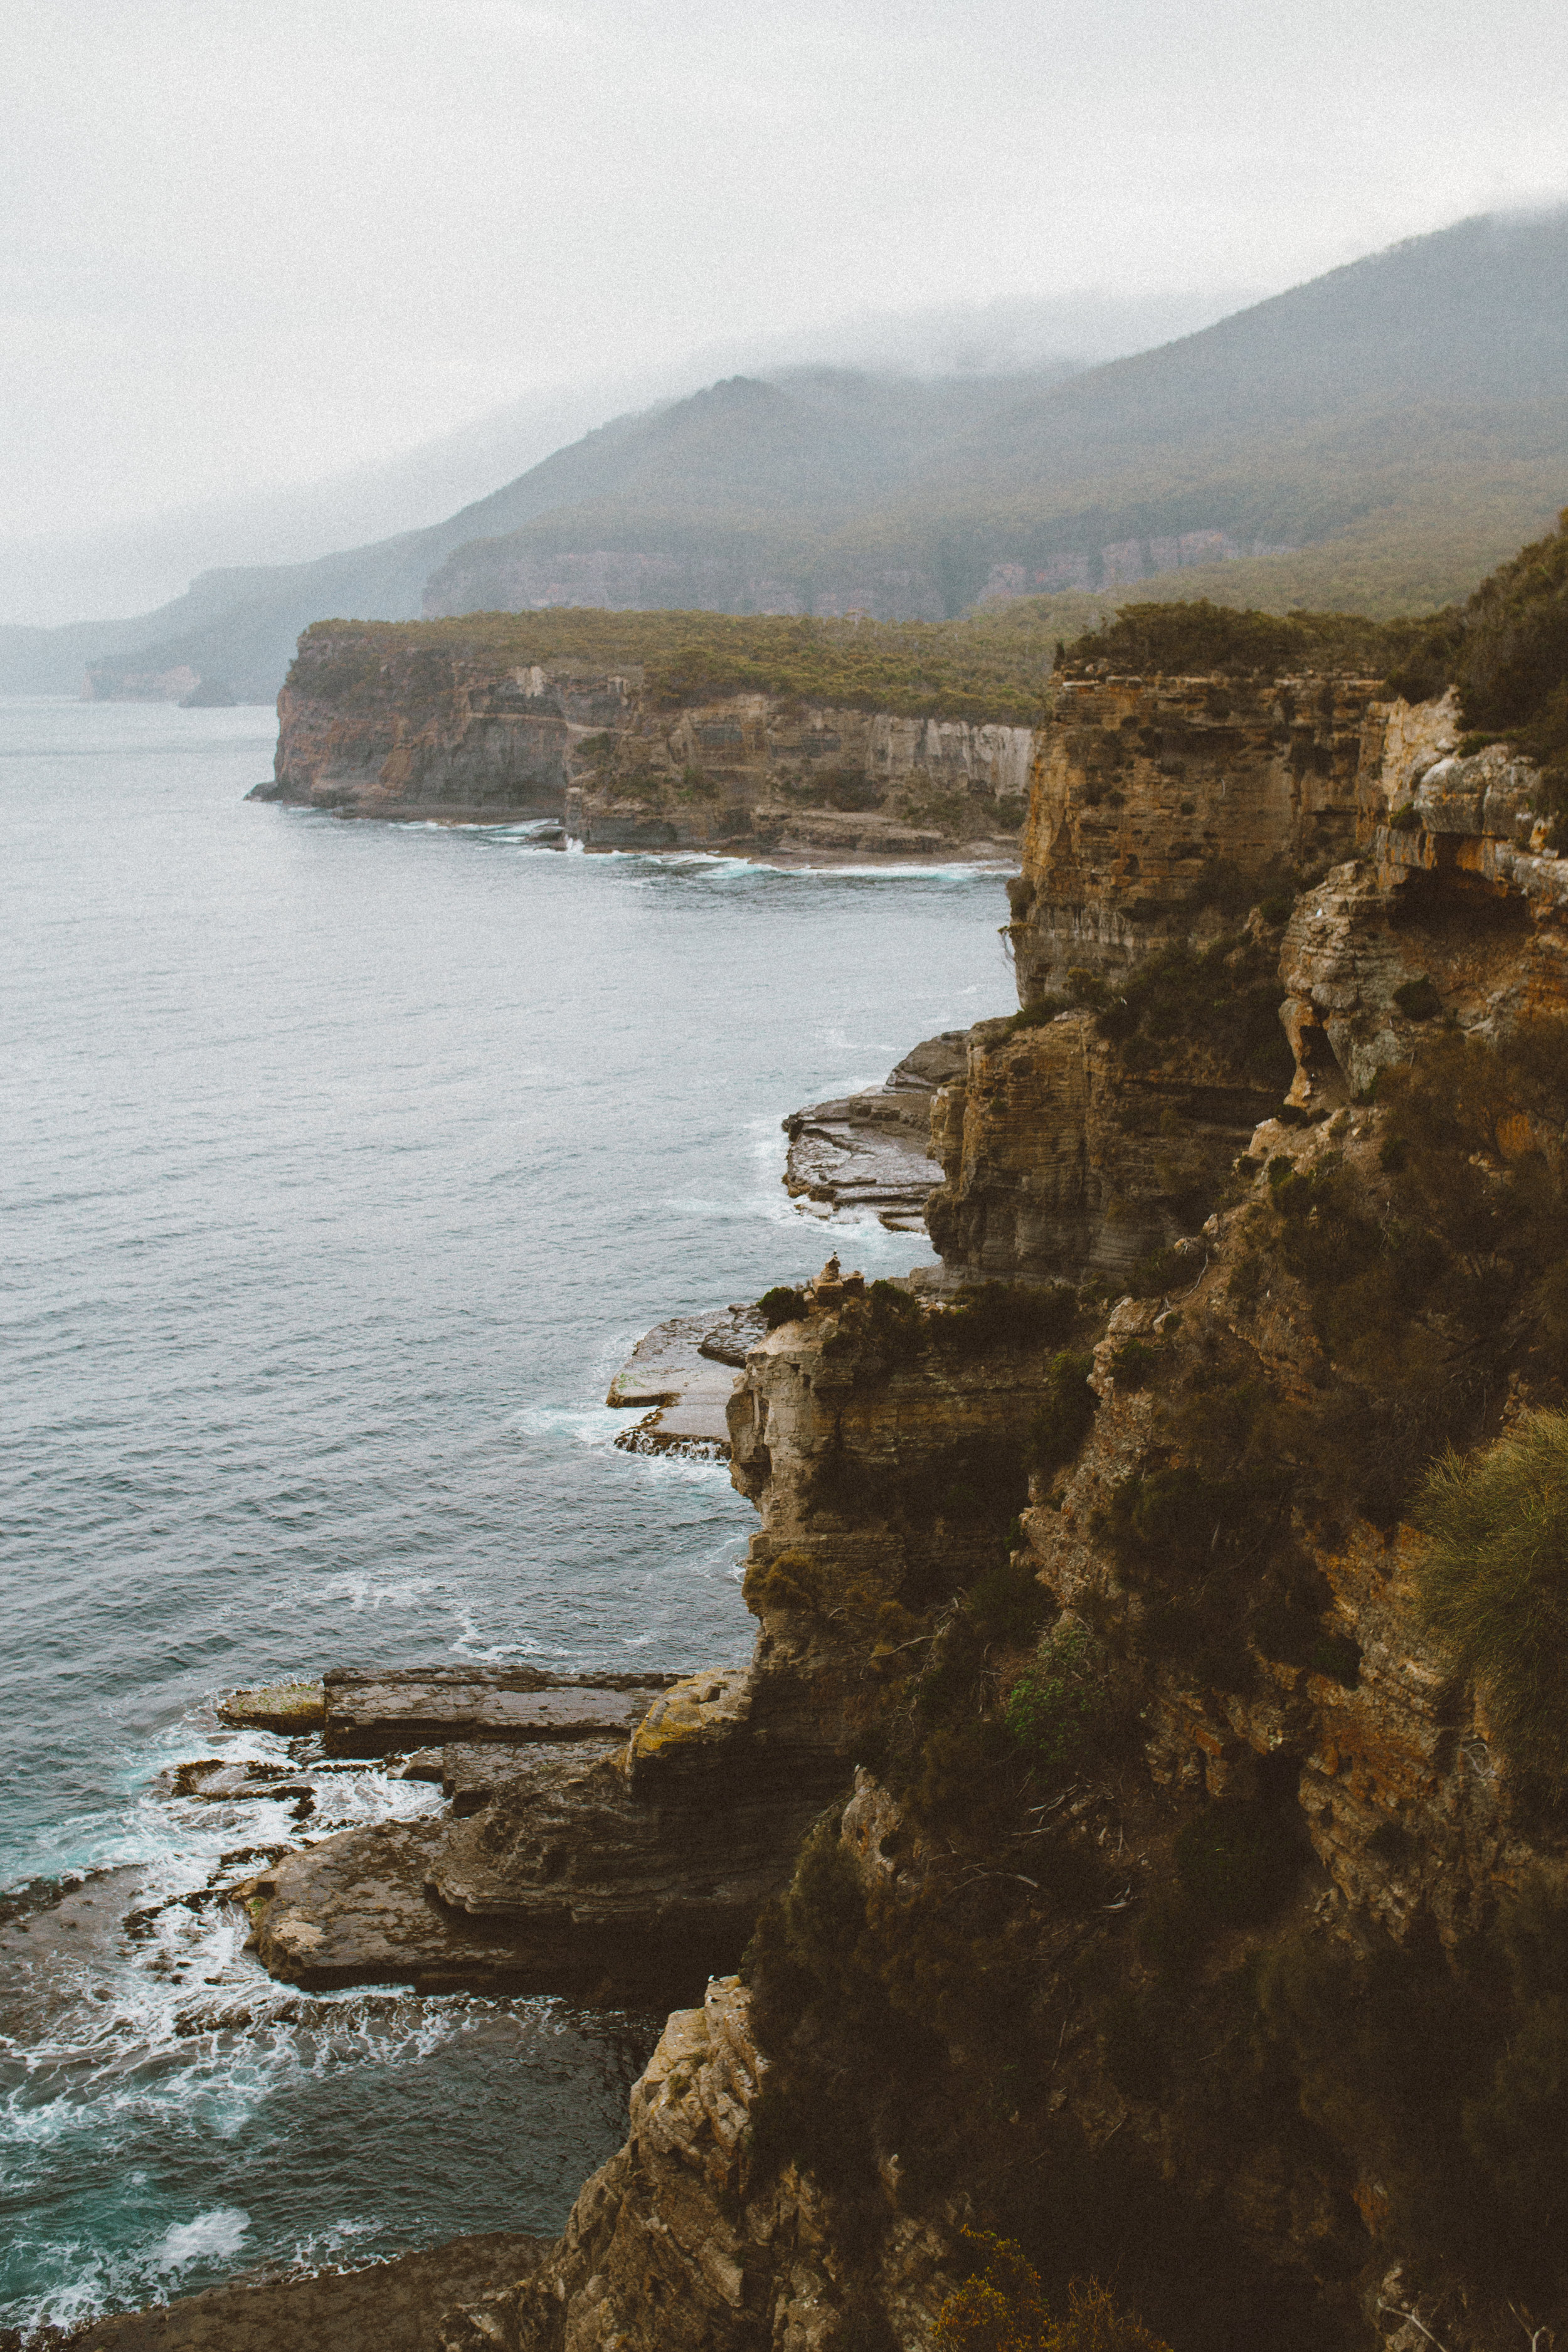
[8,203,1564,707]
[1,289,1256,628]
[8,0,1565,623]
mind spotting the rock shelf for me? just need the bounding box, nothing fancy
[605,1303,764,1454]
[319,1666,674,1756]
[781,1028,963,1230]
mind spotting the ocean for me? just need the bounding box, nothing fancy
[0,696,1016,2333]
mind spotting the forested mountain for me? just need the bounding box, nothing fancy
[7,206,1564,703]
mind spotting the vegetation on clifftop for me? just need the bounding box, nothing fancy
[1054,598,1442,682]
[1052,512,1568,749]
[292,606,1062,726]
[1413,1409,1568,1799]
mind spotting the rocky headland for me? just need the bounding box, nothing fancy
[253,628,1033,856]
[105,536,1568,2351]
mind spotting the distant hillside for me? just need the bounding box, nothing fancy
[8,206,1565,706]
[435,209,1568,627]
[6,369,1072,703]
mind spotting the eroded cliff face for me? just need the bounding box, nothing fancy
[925,678,1568,1283]
[437,1973,953,2352]
[1008,672,1375,1001]
[1282,689,1568,1104]
[259,630,1032,850]
[263,666,1568,2352]
[924,936,1290,1281]
[490,679,1568,2352]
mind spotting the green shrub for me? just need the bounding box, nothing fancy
[1005,996,1073,1034]
[856,1278,926,1362]
[1110,1338,1160,1390]
[1411,1409,1568,1797]
[295,605,1059,728]
[968,1552,1051,1649]
[1095,934,1293,1090]
[933,1283,1081,1358]
[1057,599,1416,682]
[758,1284,809,1330]
[1386,802,1423,833]
[935,2236,1175,2352]
[1003,1624,1111,1772]
[1125,1247,1192,1300]
[1175,1801,1300,1925]
[1452,509,1568,763]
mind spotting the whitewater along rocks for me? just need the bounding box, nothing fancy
[245,1264,1069,2002]
[40,2233,551,2352]
[259,631,1031,852]
[435,1972,953,2352]
[564,699,1029,858]
[606,1303,765,1455]
[1007,669,1375,1001]
[216,1679,326,1733]
[781,1029,965,1231]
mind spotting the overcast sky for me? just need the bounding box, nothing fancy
[5,0,1567,549]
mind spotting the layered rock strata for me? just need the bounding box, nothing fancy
[447,684,1568,2350]
[781,1029,966,1230]
[319,1666,675,1756]
[1007,670,1377,999]
[231,674,1568,2349]
[924,961,1290,1281]
[246,1664,815,2001]
[921,674,1568,1282]
[1281,689,1568,1104]
[246,1261,1069,2002]
[258,632,1032,851]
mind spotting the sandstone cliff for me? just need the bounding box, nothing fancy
[1006,670,1376,1002]
[233,640,1568,2352]
[454,669,1568,2352]
[257,629,1032,852]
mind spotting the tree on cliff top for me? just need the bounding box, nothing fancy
[1055,598,1436,681]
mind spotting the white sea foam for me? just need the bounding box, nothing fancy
[154,2207,252,2272]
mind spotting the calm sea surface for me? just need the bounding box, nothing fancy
[0,697,1016,2332]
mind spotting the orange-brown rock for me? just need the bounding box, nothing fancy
[1281,690,1568,1103]
[1009,672,1375,1002]
[258,630,1032,850]
[924,1000,1284,1279]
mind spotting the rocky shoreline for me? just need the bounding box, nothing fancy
[74,620,1568,2349]
[255,636,1032,859]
